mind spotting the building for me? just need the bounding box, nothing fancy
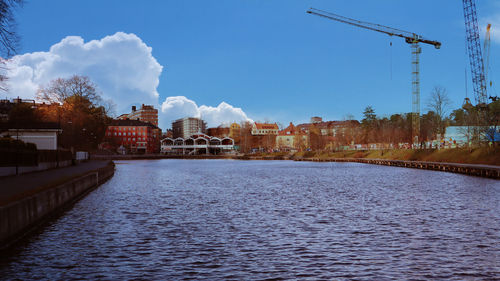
[297,119,360,137]
[0,122,62,150]
[251,122,279,135]
[310,116,323,124]
[444,126,500,147]
[207,126,230,138]
[276,122,308,151]
[118,104,158,127]
[172,117,207,139]
[229,123,241,139]
[161,133,235,155]
[104,119,161,154]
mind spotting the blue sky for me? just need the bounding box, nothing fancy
[10,0,500,128]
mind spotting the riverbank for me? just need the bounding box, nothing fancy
[291,147,500,166]
[0,161,115,250]
[91,147,500,179]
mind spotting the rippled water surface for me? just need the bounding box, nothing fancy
[1,159,500,280]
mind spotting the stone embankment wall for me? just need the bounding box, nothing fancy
[0,162,115,249]
[296,158,500,179]
[0,160,73,177]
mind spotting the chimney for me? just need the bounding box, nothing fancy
[132,106,136,112]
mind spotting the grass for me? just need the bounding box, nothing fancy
[279,147,500,166]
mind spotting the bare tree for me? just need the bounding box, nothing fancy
[37,75,102,105]
[36,75,110,150]
[0,0,23,91]
[0,0,23,57]
[426,86,452,137]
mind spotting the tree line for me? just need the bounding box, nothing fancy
[359,86,499,147]
[7,75,112,151]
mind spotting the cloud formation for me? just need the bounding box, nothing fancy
[5,32,162,112]
[5,32,253,129]
[161,96,253,128]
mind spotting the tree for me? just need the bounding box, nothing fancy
[486,99,500,146]
[8,102,42,126]
[37,75,102,105]
[36,75,110,150]
[426,86,452,137]
[0,0,24,91]
[0,0,23,57]
[361,106,377,144]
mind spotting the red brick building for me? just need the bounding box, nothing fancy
[105,119,161,154]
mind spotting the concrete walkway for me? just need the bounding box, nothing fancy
[0,161,111,206]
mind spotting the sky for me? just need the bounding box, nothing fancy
[3,0,500,130]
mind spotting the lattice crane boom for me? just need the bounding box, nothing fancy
[462,0,488,106]
[307,8,441,49]
[307,7,441,144]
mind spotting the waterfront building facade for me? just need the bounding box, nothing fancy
[0,122,62,150]
[251,123,279,136]
[105,119,161,154]
[172,117,207,139]
[275,122,308,151]
[207,126,230,138]
[161,133,235,155]
[229,123,241,139]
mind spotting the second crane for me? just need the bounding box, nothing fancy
[307,8,441,145]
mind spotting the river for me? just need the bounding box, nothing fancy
[1,159,499,279]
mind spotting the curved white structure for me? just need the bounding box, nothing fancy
[161,134,235,155]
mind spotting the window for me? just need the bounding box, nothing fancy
[118,132,122,136]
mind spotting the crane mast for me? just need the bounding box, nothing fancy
[307,8,441,145]
[462,0,488,107]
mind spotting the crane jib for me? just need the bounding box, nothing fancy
[307,7,442,146]
[307,9,441,49]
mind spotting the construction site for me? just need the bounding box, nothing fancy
[306,0,498,148]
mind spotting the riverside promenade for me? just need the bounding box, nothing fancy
[0,161,111,206]
[0,160,115,249]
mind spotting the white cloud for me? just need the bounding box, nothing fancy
[4,32,254,130]
[4,32,162,112]
[161,96,253,128]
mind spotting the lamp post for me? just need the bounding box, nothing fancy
[15,126,19,176]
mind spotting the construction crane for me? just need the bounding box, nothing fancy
[462,0,488,107]
[483,23,491,87]
[307,8,441,145]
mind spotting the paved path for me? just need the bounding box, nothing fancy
[0,161,110,206]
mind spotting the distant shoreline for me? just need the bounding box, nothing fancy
[90,149,500,179]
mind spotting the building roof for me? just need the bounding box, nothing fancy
[110,119,159,129]
[278,122,307,136]
[254,122,279,130]
[296,120,360,130]
[0,122,61,131]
